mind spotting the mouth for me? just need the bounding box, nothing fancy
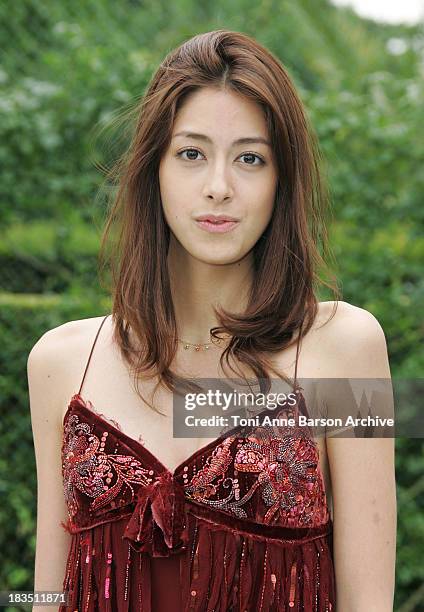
[195,219,239,234]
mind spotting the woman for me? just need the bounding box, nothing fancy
[28,29,396,611]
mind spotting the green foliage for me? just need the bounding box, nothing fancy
[0,218,102,293]
[0,0,422,608]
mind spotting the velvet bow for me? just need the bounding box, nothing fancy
[122,471,190,557]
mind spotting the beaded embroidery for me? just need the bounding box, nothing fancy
[62,413,154,518]
[235,423,327,525]
[183,416,329,527]
[63,402,329,529]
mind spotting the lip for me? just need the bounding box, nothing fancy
[195,214,240,222]
[195,219,239,234]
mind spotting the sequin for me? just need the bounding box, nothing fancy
[60,395,335,611]
[62,413,153,519]
[182,413,329,528]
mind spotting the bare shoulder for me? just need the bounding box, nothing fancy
[306,300,390,378]
[28,315,107,367]
[27,315,109,413]
[313,300,386,340]
[28,315,106,354]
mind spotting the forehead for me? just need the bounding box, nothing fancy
[172,87,269,139]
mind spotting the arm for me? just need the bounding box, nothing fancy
[27,325,73,611]
[325,303,397,611]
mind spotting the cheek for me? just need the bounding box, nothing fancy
[160,192,191,237]
[159,158,193,207]
[248,180,277,220]
[244,164,277,197]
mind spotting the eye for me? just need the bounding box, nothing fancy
[175,148,265,166]
[238,152,265,166]
[176,148,205,162]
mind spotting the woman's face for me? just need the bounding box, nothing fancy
[159,86,278,266]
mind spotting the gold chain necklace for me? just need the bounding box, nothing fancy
[176,335,231,351]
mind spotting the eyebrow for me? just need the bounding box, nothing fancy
[173,130,272,147]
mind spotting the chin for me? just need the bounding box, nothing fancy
[190,248,247,266]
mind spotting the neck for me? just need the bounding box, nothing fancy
[167,244,254,344]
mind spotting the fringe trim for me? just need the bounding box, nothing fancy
[59,514,335,611]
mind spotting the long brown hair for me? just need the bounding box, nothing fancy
[97,29,340,413]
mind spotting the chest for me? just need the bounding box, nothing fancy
[66,379,333,523]
[64,343,333,519]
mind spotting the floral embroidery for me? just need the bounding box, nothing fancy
[185,435,235,498]
[184,419,329,527]
[183,435,259,519]
[234,424,327,525]
[62,413,154,518]
[63,403,329,530]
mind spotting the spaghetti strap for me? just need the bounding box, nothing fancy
[293,317,304,392]
[78,314,110,395]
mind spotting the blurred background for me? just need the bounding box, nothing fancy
[0,0,423,609]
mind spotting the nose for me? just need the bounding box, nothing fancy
[202,159,233,202]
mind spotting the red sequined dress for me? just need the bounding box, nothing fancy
[60,315,335,611]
